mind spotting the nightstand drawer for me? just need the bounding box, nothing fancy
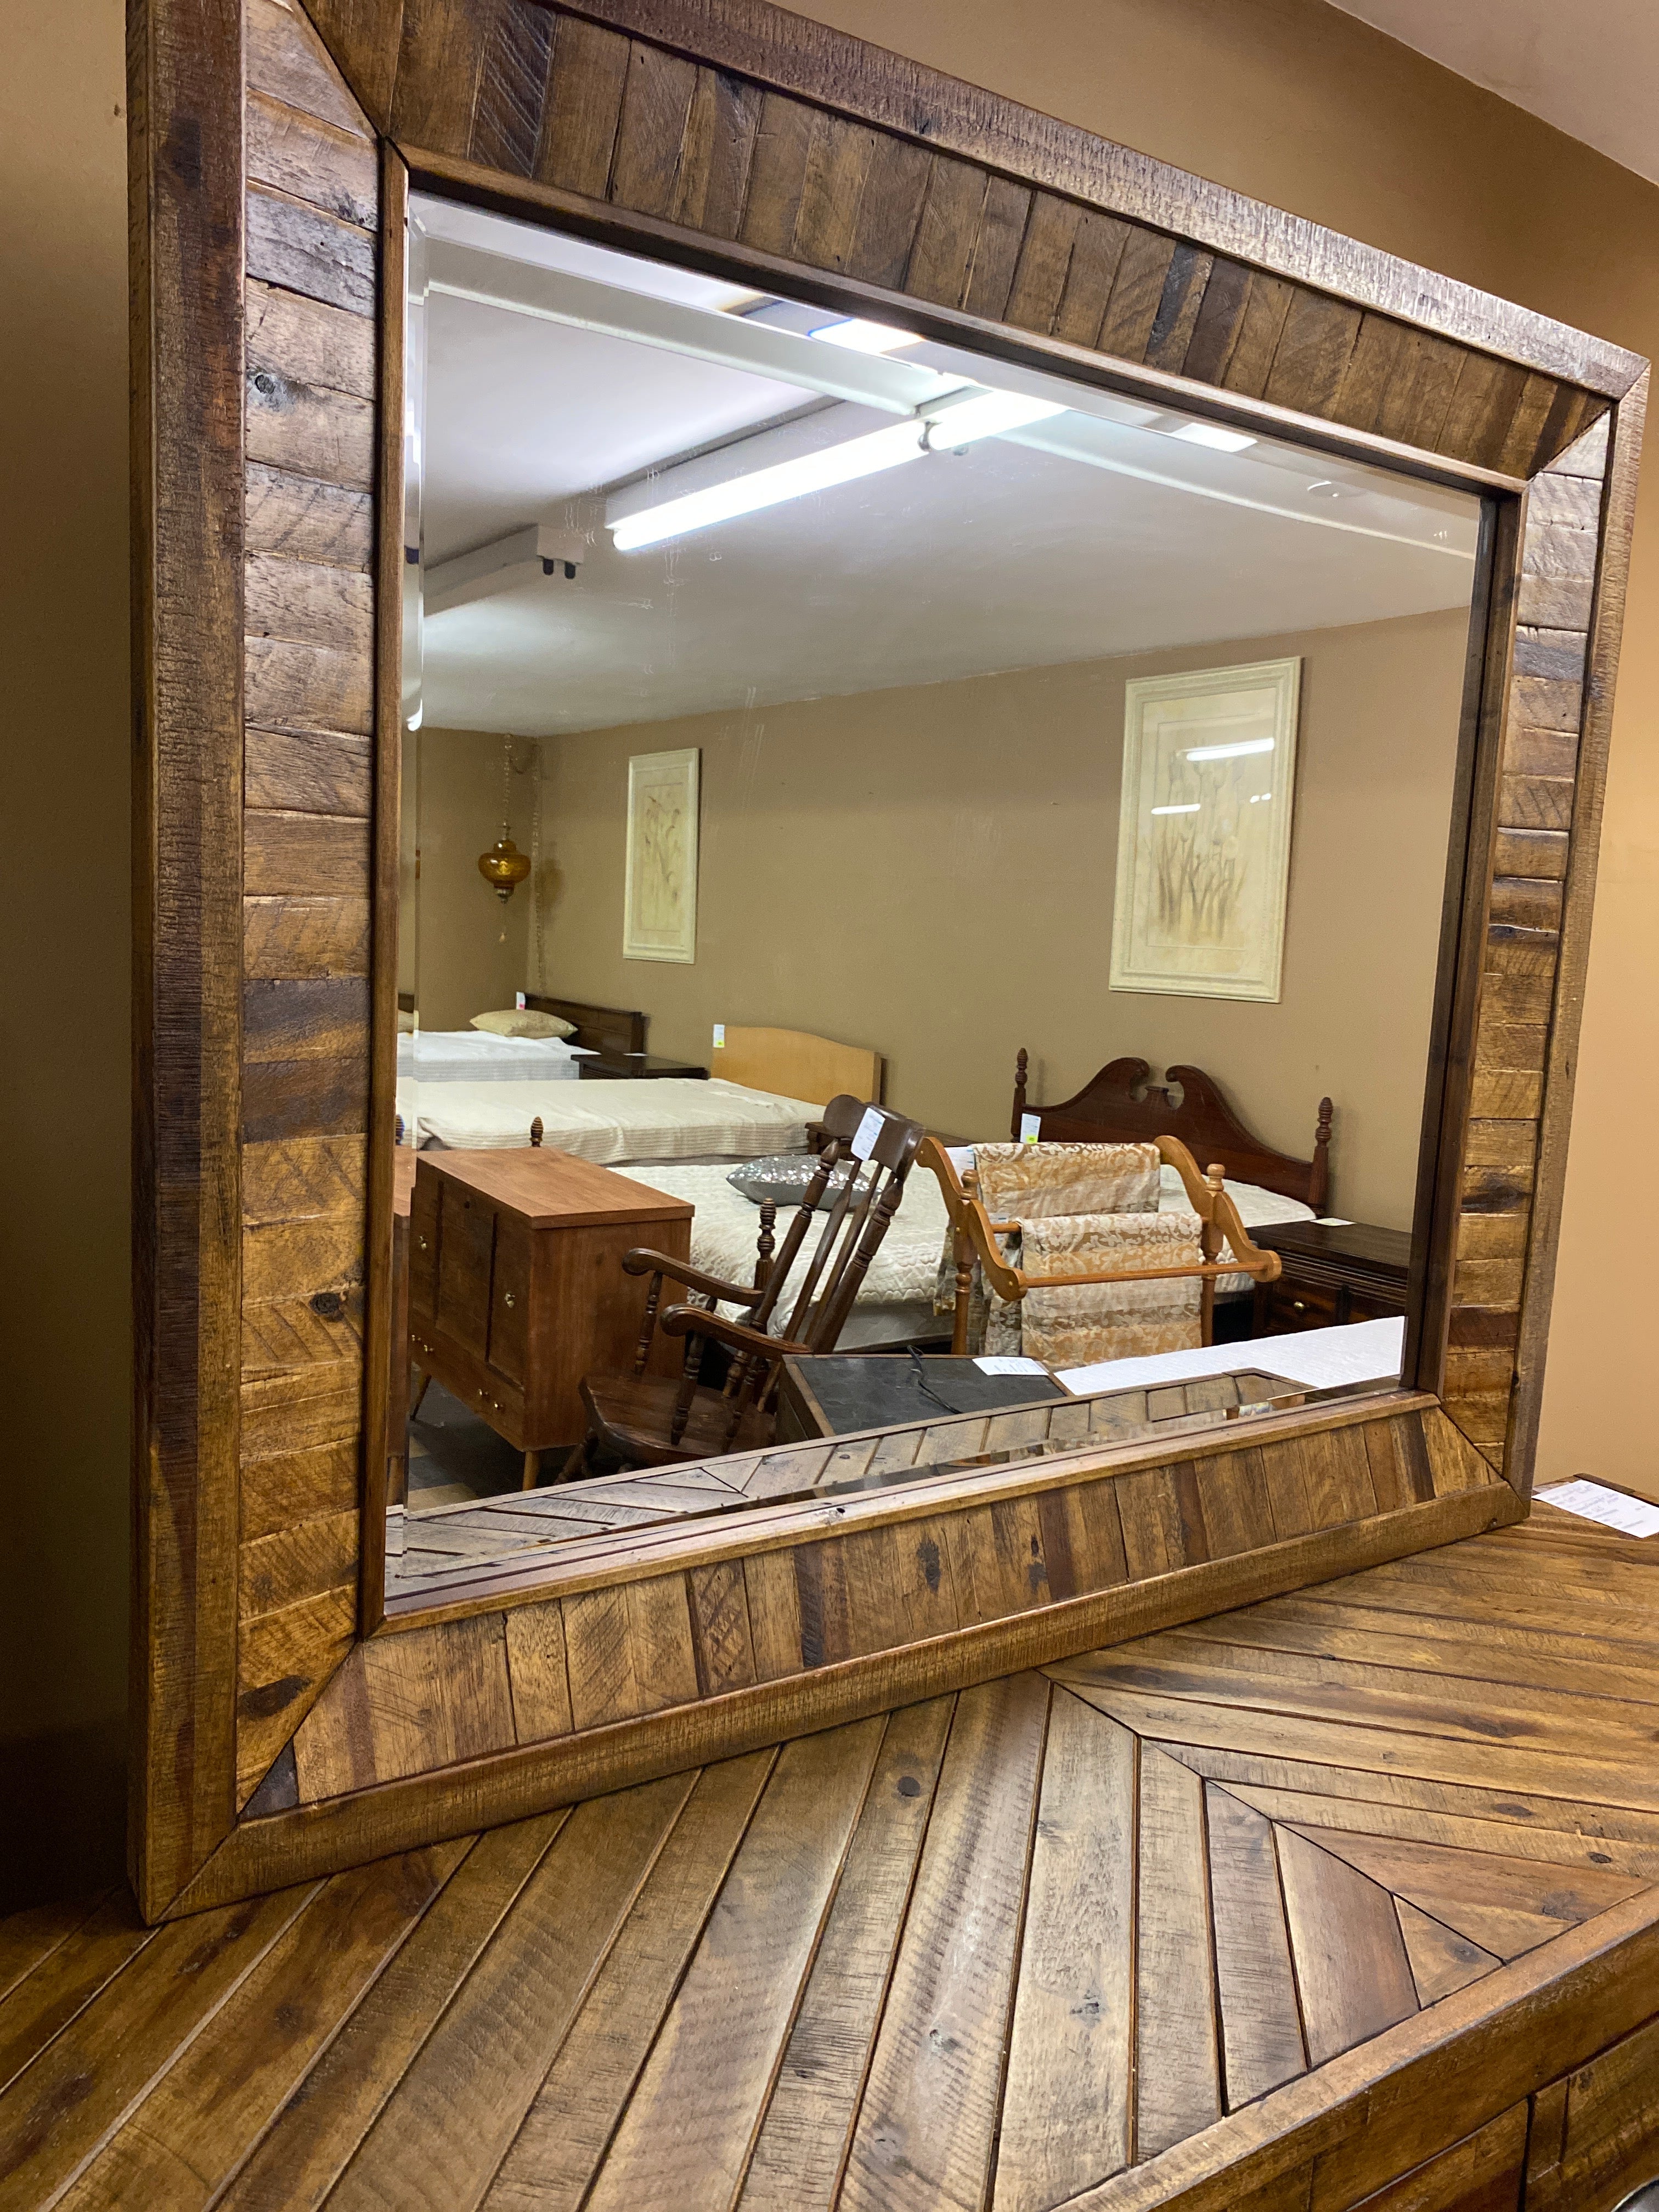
[1259,1276,1342,1333]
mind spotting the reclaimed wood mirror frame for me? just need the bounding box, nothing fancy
[128,0,1647,1921]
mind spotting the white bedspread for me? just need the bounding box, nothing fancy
[629,1159,1316,1335]
[397,1031,592,1084]
[1057,1316,1404,1397]
[405,1077,825,1163]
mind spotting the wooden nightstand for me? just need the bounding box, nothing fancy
[1251,1219,1411,1336]
[578,1052,709,1080]
[408,1148,693,1483]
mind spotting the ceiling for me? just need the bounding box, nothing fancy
[1334,0,1659,185]
[413,198,1480,740]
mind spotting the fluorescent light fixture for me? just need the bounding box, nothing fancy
[1184,737,1274,761]
[610,420,926,550]
[808,317,923,354]
[1150,802,1201,815]
[1171,420,1257,454]
[611,382,1069,550]
[923,390,1068,446]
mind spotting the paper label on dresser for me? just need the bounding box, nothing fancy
[975,1356,1048,1376]
[1536,1480,1659,1539]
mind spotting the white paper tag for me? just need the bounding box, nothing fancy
[974,1355,1048,1376]
[851,1105,884,1160]
[945,1145,976,1179]
[1020,1112,1041,1144]
[712,1023,725,1048]
[1536,1479,1659,1538]
[515,990,527,1009]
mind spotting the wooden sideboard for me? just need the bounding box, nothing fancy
[408,1149,693,1484]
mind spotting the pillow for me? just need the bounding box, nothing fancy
[727,1153,862,1209]
[470,1008,577,1041]
[397,1008,416,1034]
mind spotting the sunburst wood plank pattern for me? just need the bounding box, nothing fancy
[235,0,380,1804]
[10,1506,1659,2208]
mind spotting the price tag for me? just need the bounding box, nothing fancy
[945,1145,976,1178]
[515,990,527,1009]
[851,1106,884,1160]
[1020,1112,1041,1144]
[974,1355,1048,1376]
[1536,1480,1659,1538]
[712,1023,725,1048]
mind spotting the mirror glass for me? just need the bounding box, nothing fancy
[387,190,1483,1606]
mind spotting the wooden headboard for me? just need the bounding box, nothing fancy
[1011,1050,1333,1211]
[718,1026,883,1105]
[523,992,647,1061]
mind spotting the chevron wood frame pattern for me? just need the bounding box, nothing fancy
[16,1509,1659,2207]
[130,0,1647,1920]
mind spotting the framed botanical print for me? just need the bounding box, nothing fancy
[1109,658,1302,1002]
[623,746,700,963]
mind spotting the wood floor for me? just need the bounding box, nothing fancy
[5,1505,1659,2211]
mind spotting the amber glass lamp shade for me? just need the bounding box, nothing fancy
[478,836,531,901]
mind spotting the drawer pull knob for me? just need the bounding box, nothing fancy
[503,1292,515,1307]
[417,1235,427,1250]
[1293,1300,1306,1313]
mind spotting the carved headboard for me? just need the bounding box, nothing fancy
[1011,1051,1333,1211]
[523,992,647,1062]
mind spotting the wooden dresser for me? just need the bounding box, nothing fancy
[408,1149,693,1481]
[1251,1218,1411,1335]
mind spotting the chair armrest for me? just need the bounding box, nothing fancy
[620,1248,765,1306]
[657,1304,810,1360]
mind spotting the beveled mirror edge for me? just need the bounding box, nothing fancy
[128,0,1647,1921]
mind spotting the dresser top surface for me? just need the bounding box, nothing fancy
[415,1145,695,1229]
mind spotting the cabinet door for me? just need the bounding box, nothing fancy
[1263,1274,1342,1333]
[1342,2104,1525,2210]
[488,1217,531,1386]
[1527,2013,1659,2211]
[408,1167,439,1321]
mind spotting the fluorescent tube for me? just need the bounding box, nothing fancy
[1150,802,1201,815]
[808,317,923,354]
[1171,421,1257,453]
[924,391,1068,446]
[610,420,927,550]
[1184,737,1274,761]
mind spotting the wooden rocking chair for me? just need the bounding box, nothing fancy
[574,1094,926,1472]
[920,1133,1282,1356]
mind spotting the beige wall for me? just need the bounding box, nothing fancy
[535,611,1467,1227]
[410,727,531,1030]
[9,0,1659,1795]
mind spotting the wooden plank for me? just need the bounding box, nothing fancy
[842,1674,1049,2212]
[0,1893,118,2013]
[1137,1743,1222,2158]
[485,1752,777,2212]
[246,727,372,816]
[584,1720,884,2210]
[995,1692,1135,2210]
[246,461,371,569]
[505,1602,574,1741]
[1098,225,1178,360]
[469,0,556,178]
[218,1819,564,2212]
[1273,1826,1420,2064]
[672,65,762,240]
[962,175,1031,323]
[246,0,370,135]
[247,274,374,400]
[906,154,990,309]
[291,1615,516,1799]
[0,1895,153,2097]
[1264,291,1362,416]
[246,809,371,895]
[738,1700,954,2211]
[1394,1899,1500,2006]
[740,88,817,256]
[537,14,631,196]
[562,1572,699,1730]
[845,131,933,288]
[0,1887,318,2205]
[55,1849,460,2210]
[1206,1785,1307,2109]
[246,634,372,735]
[1181,255,1253,383]
[609,39,698,218]
[246,183,374,315]
[791,111,879,272]
[1346,2106,1527,2211]
[1115,1466,1187,1578]
[240,1510,358,1620]
[1003,191,1082,334]
[1036,1477,1129,1599]
[1146,243,1214,371]
[324,1777,694,2210]
[246,88,377,228]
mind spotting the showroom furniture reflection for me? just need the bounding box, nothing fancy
[1251,1218,1412,1334]
[408,1147,693,1488]
[577,1094,924,1471]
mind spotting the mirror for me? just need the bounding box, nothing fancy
[384,190,1483,1607]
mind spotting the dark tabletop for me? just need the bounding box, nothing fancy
[786,1354,1068,1437]
[1252,1218,1413,1276]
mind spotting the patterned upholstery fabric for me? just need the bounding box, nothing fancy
[972,1141,1162,1221]
[967,1211,1205,1365]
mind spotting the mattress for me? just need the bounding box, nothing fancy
[628,1159,1317,1340]
[396,1030,594,1084]
[405,1076,826,1164]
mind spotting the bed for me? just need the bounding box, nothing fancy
[396,1030,595,1084]
[1009,1049,1335,1212]
[399,1001,884,1165]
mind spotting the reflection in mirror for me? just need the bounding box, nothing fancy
[385,190,1483,1607]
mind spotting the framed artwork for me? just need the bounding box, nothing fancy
[623,747,700,963]
[1110,658,1302,1002]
